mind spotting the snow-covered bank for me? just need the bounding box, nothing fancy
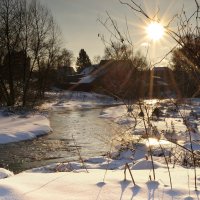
[0,140,199,199]
[0,141,199,199]
[1,162,200,200]
[43,91,121,110]
[100,99,200,142]
[0,168,13,179]
[0,111,51,144]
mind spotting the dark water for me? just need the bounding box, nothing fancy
[0,108,115,173]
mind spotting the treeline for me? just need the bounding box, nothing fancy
[0,0,74,107]
[0,0,199,107]
[171,34,200,98]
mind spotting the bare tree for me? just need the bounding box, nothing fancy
[93,55,101,64]
[0,0,62,106]
[57,48,74,67]
[103,41,132,60]
[0,0,24,105]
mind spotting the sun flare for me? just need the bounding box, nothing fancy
[147,22,164,41]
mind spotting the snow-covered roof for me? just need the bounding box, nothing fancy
[79,75,95,84]
[80,65,97,75]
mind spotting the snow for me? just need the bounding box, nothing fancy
[100,99,200,143]
[132,159,167,170]
[79,75,95,83]
[1,92,200,199]
[44,91,121,110]
[0,112,51,144]
[80,65,97,75]
[0,168,13,179]
[1,164,200,199]
[184,142,200,150]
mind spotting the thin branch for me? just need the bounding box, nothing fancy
[119,0,150,20]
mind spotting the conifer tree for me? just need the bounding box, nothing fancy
[76,49,91,73]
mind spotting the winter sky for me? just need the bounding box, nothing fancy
[40,0,198,66]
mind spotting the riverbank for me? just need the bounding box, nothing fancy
[0,109,51,144]
[100,98,200,142]
[1,152,200,199]
[1,93,200,199]
[42,90,121,110]
[0,91,120,144]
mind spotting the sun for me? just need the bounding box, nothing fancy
[146,22,164,41]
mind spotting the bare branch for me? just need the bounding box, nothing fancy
[119,0,150,20]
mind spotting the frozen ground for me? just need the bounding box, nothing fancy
[1,92,200,199]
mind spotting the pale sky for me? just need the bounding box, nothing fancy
[40,0,197,66]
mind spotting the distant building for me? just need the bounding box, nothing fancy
[79,64,98,76]
[71,59,144,96]
[65,61,175,98]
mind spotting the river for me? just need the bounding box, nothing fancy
[0,108,115,173]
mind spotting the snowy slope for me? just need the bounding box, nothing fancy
[0,164,200,200]
[0,113,51,144]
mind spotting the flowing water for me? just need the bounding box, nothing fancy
[0,108,115,173]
